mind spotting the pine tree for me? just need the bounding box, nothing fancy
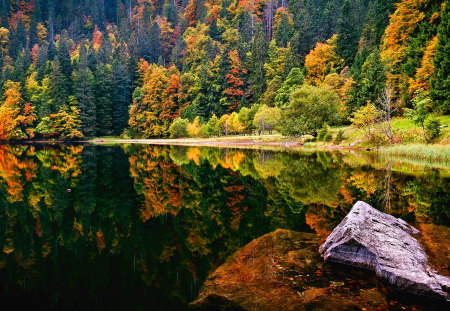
[112,60,131,135]
[348,49,386,110]
[431,1,450,113]
[94,63,114,136]
[336,0,360,66]
[73,48,96,137]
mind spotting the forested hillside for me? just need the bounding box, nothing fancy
[0,0,448,139]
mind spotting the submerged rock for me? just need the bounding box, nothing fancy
[320,201,450,301]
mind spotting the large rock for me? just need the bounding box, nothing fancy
[189,229,431,311]
[319,201,450,301]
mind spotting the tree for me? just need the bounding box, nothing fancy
[95,63,114,136]
[405,90,436,143]
[348,49,386,110]
[410,36,437,96]
[336,0,359,66]
[169,118,189,138]
[36,104,83,140]
[275,67,304,107]
[73,49,96,137]
[223,49,247,112]
[377,86,397,143]
[253,105,281,134]
[304,35,344,85]
[280,85,340,136]
[129,61,180,137]
[350,103,380,139]
[0,81,36,140]
[431,2,450,113]
[187,116,201,137]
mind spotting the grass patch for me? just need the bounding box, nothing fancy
[379,144,450,162]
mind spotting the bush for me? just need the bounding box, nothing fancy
[169,118,189,138]
[317,126,329,141]
[280,85,340,136]
[424,118,441,141]
[324,132,333,142]
[333,130,345,144]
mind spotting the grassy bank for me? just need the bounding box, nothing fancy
[377,144,450,162]
[87,117,450,161]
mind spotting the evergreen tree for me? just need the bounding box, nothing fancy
[248,23,268,101]
[348,49,386,110]
[112,60,131,135]
[95,63,114,136]
[431,1,450,113]
[73,48,96,137]
[336,0,360,66]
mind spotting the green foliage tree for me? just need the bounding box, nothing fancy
[431,2,450,113]
[169,118,189,138]
[348,49,386,110]
[336,0,360,66]
[280,85,340,136]
[275,68,304,107]
[350,103,380,139]
[253,105,281,134]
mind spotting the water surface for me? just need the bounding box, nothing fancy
[0,144,448,310]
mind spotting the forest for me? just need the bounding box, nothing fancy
[0,0,448,141]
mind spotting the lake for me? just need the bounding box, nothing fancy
[0,144,448,310]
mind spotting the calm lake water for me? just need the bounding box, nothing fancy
[0,144,448,310]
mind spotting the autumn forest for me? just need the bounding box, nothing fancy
[0,0,448,140]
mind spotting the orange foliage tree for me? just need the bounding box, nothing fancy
[380,0,430,99]
[409,36,438,95]
[304,35,344,85]
[223,49,247,112]
[0,81,36,140]
[128,60,181,137]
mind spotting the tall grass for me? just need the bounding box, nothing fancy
[379,144,450,162]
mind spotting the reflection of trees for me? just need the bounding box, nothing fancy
[403,169,450,225]
[0,145,37,202]
[0,144,448,309]
[127,145,182,220]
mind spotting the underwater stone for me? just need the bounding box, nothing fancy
[319,201,450,301]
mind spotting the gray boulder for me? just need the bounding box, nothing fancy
[319,201,450,301]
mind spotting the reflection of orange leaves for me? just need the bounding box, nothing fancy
[96,231,105,253]
[305,207,334,241]
[220,151,245,171]
[186,147,201,165]
[129,147,183,221]
[339,186,355,204]
[348,171,377,196]
[415,223,450,276]
[0,145,37,202]
[73,221,83,235]
[35,217,43,238]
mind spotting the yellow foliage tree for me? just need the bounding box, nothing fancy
[409,36,438,95]
[304,35,344,85]
[0,81,36,140]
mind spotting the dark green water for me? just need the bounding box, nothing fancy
[0,144,448,310]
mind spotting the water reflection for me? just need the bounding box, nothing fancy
[0,144,448,310]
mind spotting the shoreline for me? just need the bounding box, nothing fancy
[3,137,449,162]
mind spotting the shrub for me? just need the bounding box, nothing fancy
[324,132,333,142]
[280,85,340,136]
[333,130,345,144]
[424,118,441,141]
[169,118,189,138]
[317,126,329,141]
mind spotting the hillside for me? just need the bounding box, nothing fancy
[0,0,448,142]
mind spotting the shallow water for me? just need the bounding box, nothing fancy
[0,144,448,310]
